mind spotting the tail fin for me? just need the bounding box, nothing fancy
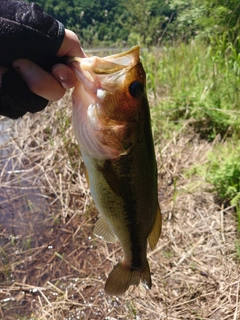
[104,261,151,296]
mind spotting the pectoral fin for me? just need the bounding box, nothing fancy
[148,203,162,250]
[94,216,117,243]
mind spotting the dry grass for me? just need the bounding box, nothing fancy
[0,92,239,320]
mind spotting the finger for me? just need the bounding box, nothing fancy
[13,59,66,101]
[52,64,78,89]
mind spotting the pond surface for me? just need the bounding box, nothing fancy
[0,118,75,318]
[0,118,52,316]
[0,112,104,320]
[0,118,49,238]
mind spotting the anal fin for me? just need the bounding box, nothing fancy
[148,203,162,250]
[94,216,117,243]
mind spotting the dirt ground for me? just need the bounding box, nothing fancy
[0,93,239,320]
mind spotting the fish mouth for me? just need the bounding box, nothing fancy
[68,45,140,70]
[69,46,143,160]
[67,46,140,94]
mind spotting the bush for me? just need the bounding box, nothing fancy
[206,142,240,206]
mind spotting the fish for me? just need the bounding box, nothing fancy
[68,46,162,296]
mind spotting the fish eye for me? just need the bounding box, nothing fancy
[129,81,144,98]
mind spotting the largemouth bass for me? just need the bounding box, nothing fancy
[69,46,162,296]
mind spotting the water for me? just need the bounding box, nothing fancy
[0,118,58,317]
[0,117,97,319]
[0,118,48,238]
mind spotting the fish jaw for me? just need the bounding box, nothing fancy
[70,46,145,160]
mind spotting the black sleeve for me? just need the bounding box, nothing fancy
[0,0,66,119]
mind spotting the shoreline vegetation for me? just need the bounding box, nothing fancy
[1,0,240,318]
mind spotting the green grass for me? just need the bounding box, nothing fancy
[235,239,240,261]
[143,40,240,237]
[206,142,240,204]
[185,138,240,217]
[142,40,240,140]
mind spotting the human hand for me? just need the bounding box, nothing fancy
[9,29,86,101]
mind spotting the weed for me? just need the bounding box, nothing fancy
[55,108,71,143]
[187,139,240,205]
[143,41,240,140]
[235,240,240,262]
[24,237,32,250]
[0,247,11,280]
[163,250,174,259]
[206,141,240,204]
[235,205,240,234]
[126,301,137,319]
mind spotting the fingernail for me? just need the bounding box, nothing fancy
[54,66,69,81]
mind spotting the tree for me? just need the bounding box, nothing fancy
[169,0,240,45]
[119,0,173,46]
